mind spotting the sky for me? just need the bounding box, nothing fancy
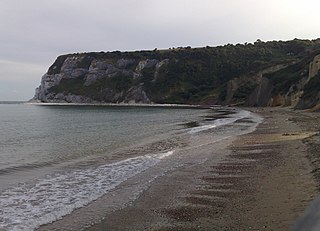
[1,0,320,101]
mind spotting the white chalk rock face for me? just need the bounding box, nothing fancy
[32,54,157,104]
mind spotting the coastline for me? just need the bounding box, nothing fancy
[37,107,320,231]
[26,102,210,109]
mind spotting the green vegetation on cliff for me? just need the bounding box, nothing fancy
[35,38,320,108]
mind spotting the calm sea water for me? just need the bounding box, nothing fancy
[0,103,261,230]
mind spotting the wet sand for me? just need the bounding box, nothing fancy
[39,108,320,231]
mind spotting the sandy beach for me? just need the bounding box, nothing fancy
[38,107,320,231]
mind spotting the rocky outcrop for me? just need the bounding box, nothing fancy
[308,54,320,80]
[124,84,151,104]
[44,93,96,104]
[135,59,158,72]
[225,64,290,106]
[294,55,320,109]
[31,40,320,108]
[224,53,320,109]
[246,77,274,106]
[153,59,169,81]
[32,55,160,104]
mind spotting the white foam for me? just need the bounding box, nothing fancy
[189,109,251,134]
[0,150,174,231]
[156,150,174,159]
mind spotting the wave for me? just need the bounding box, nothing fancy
[0,150,174,231]
[189,109,251,134]
[0,108,262,231]
[0,162,57,176]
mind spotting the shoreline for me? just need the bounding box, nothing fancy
[37,107,319,230]
[25,101,211,109]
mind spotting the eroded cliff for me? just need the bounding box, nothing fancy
[32,39,320,109]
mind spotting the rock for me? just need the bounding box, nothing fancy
[47,93,95,103]
[70,68,88,78]
[156,59,169,69]
[152,59,169,82]
[124,85,151,104]
[84,63,120,86]
[153,59,169,81]
[308,54,320,80]
[226,64,289,106]
[63,94,94,103]
[89,60,110,71]
[121,70,134,77]
[31,45,320,108]
[84,73,102,86]
[105,65,120,76]
[32,73,64,101]
[135,59,159,72]
[246,77,273,107]
[61,56,84,73]
[117,59,135,69]
[270,94,286,107]
[225,78,240,104]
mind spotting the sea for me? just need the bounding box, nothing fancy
[0,102,262,230]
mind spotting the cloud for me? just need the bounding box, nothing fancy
[1,0,320,56]
[0,60,46,81]
[0,60,46,100]
[0,0,320,100]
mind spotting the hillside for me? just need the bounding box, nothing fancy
[32,39,320,110]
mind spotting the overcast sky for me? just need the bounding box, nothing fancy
[1,0,320,100]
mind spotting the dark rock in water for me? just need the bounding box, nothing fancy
[183,121,200,128]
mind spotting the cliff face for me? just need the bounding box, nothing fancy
[33,55,154,103]
[225,64,290,106]
[247,53,320,109]
[32,39,320,109]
